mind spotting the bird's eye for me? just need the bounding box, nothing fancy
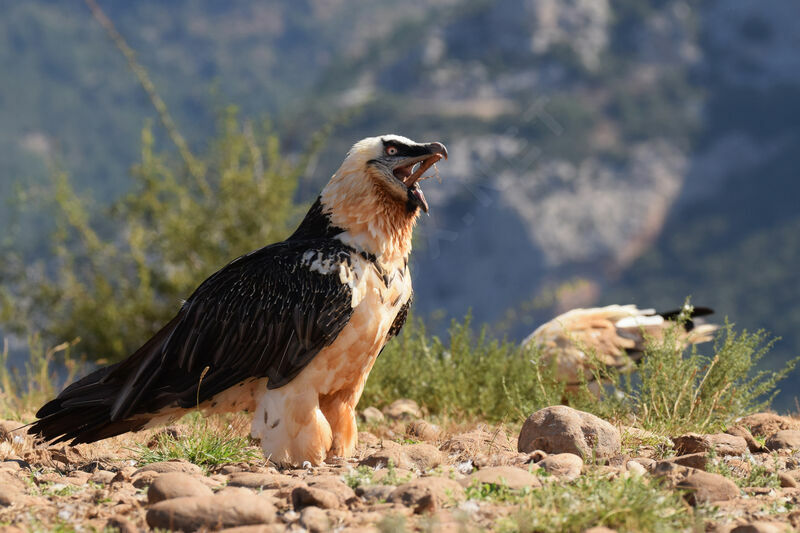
[385,146,398,156]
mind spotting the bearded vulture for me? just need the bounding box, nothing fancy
[523,304,719,394]
[29,135,447,466]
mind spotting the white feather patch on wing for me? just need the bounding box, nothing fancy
[615,314,664,329]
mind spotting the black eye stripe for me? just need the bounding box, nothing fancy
[381,138,430,157]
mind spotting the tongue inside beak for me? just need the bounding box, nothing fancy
[410,185,428,213]
[394,153,444,214]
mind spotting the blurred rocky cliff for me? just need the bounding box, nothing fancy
[2,0,798,404]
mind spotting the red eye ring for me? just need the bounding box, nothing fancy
[386,146,398,156]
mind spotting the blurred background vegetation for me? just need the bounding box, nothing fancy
[1,0,799,412]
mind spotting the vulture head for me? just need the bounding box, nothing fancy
[320,135,448,259]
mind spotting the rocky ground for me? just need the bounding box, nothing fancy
[1,401,800,532]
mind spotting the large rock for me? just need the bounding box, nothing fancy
[518,406,620,459]
[147,472,214,504]
[673,433,748,456]
[146,488,277,531]
[388,477,465,514]
[462,466,541,490]
[765,430,800,451]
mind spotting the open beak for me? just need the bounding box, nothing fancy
[392,142,447,213]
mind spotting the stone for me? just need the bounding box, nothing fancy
[669,453,708,470]
[307,477,356,505]
[778,472,797,488]
[388,477,465,513]
[538,453,583,480]
[462,466,541,490]
[527,450,548,463]
[147,472,214,504]
[292,485,343,510]
[440,429,516,458]
[765,430,800,451]
[360,407,385,424]
[146,489,277,531]
[359,447,411,470]
[0,470,29,507]
[89,470,117,484]
[673,433,748,456]
[629,457,656,470]
[406,420,441,442]
[652,462,738,505]
[402,444,444,471]
[299,506,330,533]
[219,527,285,533]
[518,406,621,459]
[227,472,300,490]
[626,461,647,476]
[132,471,160,489]
[383,399,422,420]
[134,460,204,476]
[726,425,767,453]
[731,522,792,533]
[739,413,800,437]
[357,484,396,503]
[105,517,138,533]
[679,470,740,505]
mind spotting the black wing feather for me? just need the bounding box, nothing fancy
[29,239,355,444]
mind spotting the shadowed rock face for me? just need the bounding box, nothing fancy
[517,405,621,459]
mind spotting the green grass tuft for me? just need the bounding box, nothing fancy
[497,474,700,533]
[132,413,259,470]
[706,448,781,488]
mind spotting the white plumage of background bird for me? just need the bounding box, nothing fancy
[523,304,719,394]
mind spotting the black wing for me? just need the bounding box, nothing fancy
[30,239,356,444]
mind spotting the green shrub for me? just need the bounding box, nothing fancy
[628,316,796,434]
[365,308,796,429]
[1,108,326,362]
[0,334,81,419]
[361,314,568,421]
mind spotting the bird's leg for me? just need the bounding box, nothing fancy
[319,389,358,460]
[252,386,332,466]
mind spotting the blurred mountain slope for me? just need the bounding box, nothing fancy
[1,0,798,406]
